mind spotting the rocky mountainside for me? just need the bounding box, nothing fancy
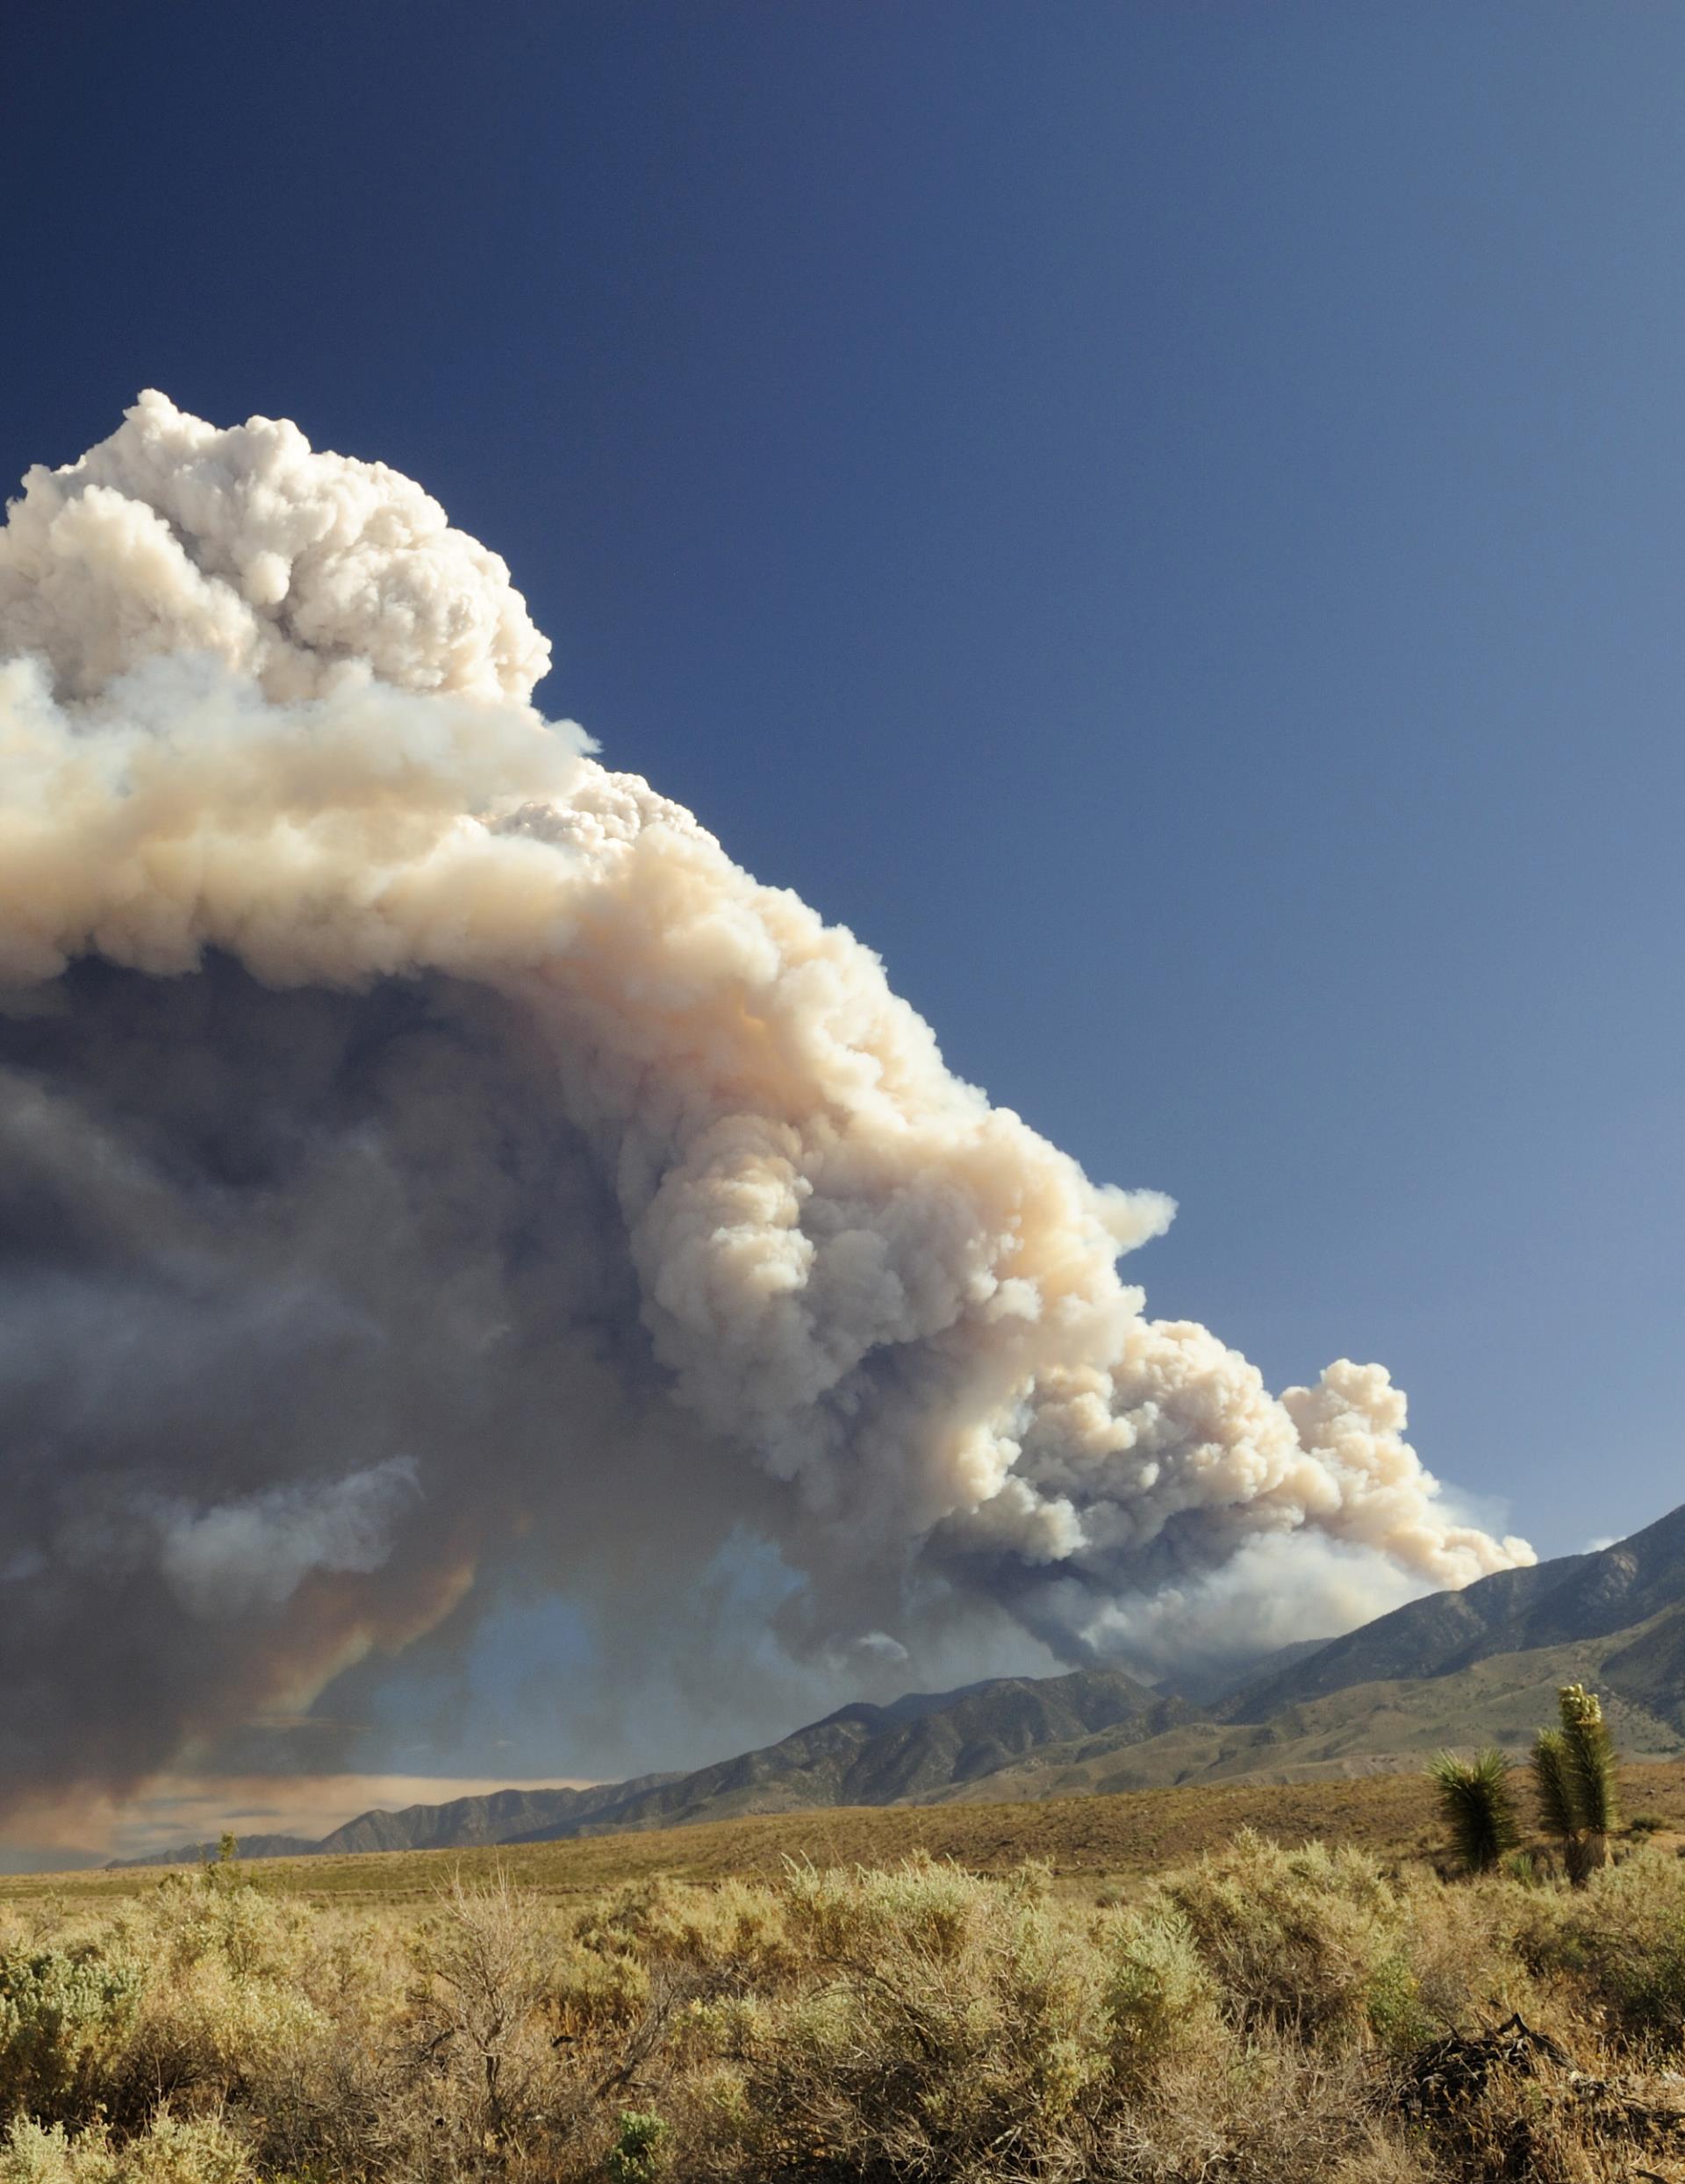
[120,1667,1182,1864]
[504,1668,1189,1840]
[318,1775,682,1857]
[932,1602,1685,1804]
[1221,1501,1685,1722]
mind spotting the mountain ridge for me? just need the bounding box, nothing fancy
[118,1501,1685,1868]
[1220,1501,1685,1721]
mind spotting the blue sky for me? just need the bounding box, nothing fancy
[3,4,1680,1617]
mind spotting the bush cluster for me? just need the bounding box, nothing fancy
[1,1832,1683,2180]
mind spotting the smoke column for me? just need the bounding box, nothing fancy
[0,395,1532,1812]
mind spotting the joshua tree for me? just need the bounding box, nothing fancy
[1532,1683,1618,1886]
[1430,1747,1521,1875]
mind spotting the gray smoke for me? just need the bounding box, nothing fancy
[0,395,1532,1816]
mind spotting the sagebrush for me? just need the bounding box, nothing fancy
[3,1830,1685,2180]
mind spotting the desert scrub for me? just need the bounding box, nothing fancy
[1513,1842,1685,2050]
[1162,1829,1405,2044]
[1099,1899,1225,2073]
[7,1841,1685,2178]
[0,2110,255,2183]
[1383,1867,1545,2044]
[1106,2035,1408,2184]
[130,1950,330,2092]
[576,1876,796,1994]
[703,1857,1116,2181]
[409,1871,570,2156]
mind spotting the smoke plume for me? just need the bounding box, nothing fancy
[0,394,1532,1810]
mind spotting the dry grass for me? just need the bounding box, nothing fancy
[12,1760,1685,1913]
[4,1817,1685,2179]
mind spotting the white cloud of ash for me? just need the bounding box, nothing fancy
[0,393,1533,1812]
[153,1458,421,1619]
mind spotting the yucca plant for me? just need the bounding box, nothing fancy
[1560,1682,1619,1838]
[1531,1684,1618,1886]
[1531,1728,1579,1837]
[1429,1748,1521,1875]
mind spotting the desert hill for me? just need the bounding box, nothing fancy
[120,1501,1685,1868]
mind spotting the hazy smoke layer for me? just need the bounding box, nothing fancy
[0,395,1532,1808]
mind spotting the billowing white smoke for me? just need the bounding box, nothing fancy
[0,394,1531,1806]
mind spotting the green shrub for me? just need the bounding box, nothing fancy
[1101,1900,1223,2071]
[0,2110,253,2183]
[1364,1952,1436,2056]
[606,2109,668,2183]
[0,1949,141,2122]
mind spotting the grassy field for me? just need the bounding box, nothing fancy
[7,1803,1685,2179]
[12,1758,1685,1906]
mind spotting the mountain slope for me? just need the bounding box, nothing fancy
[935,1603,1685,1801]
[1597,1603,1685,1734]
[505,1668,1190,1839]
[315,1775,683,1857]
[122,1668,1184,1864]
[126,1835,320,1865]
[1223,1503,1685,1722]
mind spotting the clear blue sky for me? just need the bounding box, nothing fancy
[4,0,1680,1582]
